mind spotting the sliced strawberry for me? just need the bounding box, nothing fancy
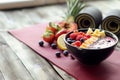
[76,35,83,41]
[78,32,85,36]
[83,36,88,40]
[72,41,81,47]
[85,34,91,38]
[69,33,78,40]
[55,29,68,40]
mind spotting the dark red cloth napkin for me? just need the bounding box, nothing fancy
[9,23,120,80]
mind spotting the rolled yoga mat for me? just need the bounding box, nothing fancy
[75,6,102,29]
[101,10,120,36]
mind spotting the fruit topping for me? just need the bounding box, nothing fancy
[76,35,83,41]
[67,38,75,44]
[55,29,68,40]
[107,40,111,42]
[69,32,78,39]
[66,28,108,49]
[71,41,82,47]
[80,38,85,43]
[85,34,91,38]
[86,28,93,35]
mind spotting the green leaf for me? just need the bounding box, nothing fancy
[65,0,86,21]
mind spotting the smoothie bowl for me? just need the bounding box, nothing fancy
[64,28,118,65]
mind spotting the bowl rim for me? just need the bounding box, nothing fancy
[64,28,118,50]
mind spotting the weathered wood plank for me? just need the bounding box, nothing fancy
[0,71,5,80]
[52,65,76,80]
[1,32,75,80]
[0,35,34,80]
[0,45,34,80]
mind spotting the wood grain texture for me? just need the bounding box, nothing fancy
[0,0,120,80]
[1,32,75,80]
[0,0,66,10]
[0,71,4,80]
[1,32,63,80]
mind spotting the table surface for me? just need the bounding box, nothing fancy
[0,0,120,80]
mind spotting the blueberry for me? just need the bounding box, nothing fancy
[67,38,75,44]
[51,43,57,49]
[107,40,111,42]
[63,50,69,56]
[55,52,61,57]
[80,38,85,43]
[71,40,76,43]
[66,38,72,43]
[39,41,44,47]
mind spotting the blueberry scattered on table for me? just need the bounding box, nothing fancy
[39,41,44,47]
[55,52,61,57]
[51,43,57,49]
[63,50,69,56]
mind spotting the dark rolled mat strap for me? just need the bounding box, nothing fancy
[75,6,102,29]
[101,10,120,36]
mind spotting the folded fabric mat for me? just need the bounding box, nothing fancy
[9,23,120,80]
[101,10,120,36]
[75,6,120,36]
[75,6,102,29]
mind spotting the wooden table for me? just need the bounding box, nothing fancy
[0,0,120,80]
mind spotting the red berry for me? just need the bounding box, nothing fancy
[78,32,85,36]
[72,41,81,47]
[78,32,83,35]
[55,29,67,40]
[76,35,83,40]
[85,34,91,38]
[69,33,78,39]
[84,36,88,40]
